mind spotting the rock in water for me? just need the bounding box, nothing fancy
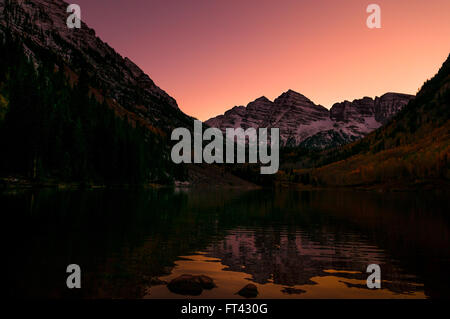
[237,283,258,298]
[196,275,216,289]
[167,274,216,295]
[167,275,203,295]
[281,287,306,295]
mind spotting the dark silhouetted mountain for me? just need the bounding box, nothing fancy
[0,0,192,130]
[0,0,193,184]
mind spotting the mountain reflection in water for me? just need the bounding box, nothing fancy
[3,188,449,298]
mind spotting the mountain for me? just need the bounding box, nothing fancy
[206,90,413,149]
[0,0,192,131]
[280,54,450,189]
[0,0,258,187]
[0,0,194,185]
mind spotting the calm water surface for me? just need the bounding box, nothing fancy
[3,188,449,298]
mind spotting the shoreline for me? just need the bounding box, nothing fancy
[1,176,448,193]
[275,179,450,193]
[0,176,168,191]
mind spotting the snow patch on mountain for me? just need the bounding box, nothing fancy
[206,90,414,149]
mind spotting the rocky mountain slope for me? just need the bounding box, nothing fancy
[206,90,413,149]
[0,0,257,186]
[280,54,450,189]
[0,0,192,131]
[0,0,194,184]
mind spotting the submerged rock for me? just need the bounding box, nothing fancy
[196,275,216,289]
[237,283,258,298]
[281,287,306,295]
[167,274,216,295]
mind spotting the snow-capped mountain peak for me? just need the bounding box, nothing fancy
[206,91,414,149]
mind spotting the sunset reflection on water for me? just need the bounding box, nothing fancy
[145,253,425,299]
[4,188,447,298]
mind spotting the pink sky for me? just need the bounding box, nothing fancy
[76,0,450,121]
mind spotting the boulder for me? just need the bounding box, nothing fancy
[196,275,216,289]
[167,274,216,295]
[237,283,258,298]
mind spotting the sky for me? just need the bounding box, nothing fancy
[75,0,450,121]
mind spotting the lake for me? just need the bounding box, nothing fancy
[3,187,449,299]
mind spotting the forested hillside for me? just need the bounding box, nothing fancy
[279,55,450,189]
[0,34,185,186]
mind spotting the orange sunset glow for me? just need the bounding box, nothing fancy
[74,0,450,121]
[145,253,425,299]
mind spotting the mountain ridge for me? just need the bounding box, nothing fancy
[0,0,195,185]
[0,0,193,131]
[0,0,257,187]
[278,54,450,190]
[206,90,414,149]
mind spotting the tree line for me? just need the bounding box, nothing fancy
[0,32,185,185]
